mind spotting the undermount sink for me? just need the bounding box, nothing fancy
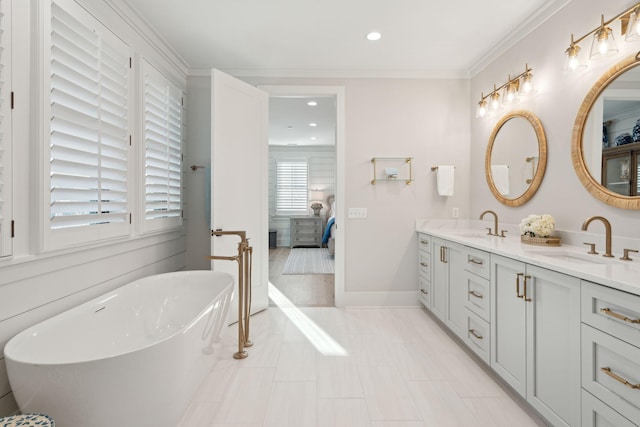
[455,232,492,239]
[527,250,608,265]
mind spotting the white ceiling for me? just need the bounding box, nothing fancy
[123,0,569,78]
[122,0,569,146]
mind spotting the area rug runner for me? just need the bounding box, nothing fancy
[282,248,335,275]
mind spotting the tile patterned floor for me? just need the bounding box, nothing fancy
[179,306,548,427]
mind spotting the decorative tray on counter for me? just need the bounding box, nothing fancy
[520,235,561,246]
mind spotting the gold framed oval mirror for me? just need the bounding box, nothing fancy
[485,110,547,207]
[571,53,640,209]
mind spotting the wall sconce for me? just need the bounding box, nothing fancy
[475,65,534,119]
[564,2,640,73]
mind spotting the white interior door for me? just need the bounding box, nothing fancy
[211,69,269,318]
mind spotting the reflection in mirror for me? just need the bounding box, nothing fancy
[572,54,640,209]
[485,111,547,207]
[582,67,640,196]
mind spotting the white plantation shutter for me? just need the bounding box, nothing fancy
[142,61,183,226]
[47,0,130,247]
[0,0,11,257]
[276,160,308,214]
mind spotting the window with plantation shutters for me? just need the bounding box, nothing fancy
[0,0,11,257]
[47,0,130,248]
[142,60,183,229]
[276,160,308,214]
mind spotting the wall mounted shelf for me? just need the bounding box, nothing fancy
[371,157,413,185]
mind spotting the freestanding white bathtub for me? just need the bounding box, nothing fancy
[4,270,234,427]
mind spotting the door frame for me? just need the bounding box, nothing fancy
[260,85,345,307]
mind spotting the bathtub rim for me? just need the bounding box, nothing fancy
[3,270,235,366]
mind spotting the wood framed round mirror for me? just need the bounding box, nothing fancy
[571,53,640,209]
[485,110,547,207]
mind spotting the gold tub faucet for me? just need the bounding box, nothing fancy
[581,216,614,258]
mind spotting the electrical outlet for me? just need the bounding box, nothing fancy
[452,207,460,218]
[348,208,368,219]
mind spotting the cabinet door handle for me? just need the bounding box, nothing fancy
[442,247,448,264]
[600,308,640,324]
[468,290,483,299]
[516,273,524,299]
[468,257,483,266]
[600,367,640,389]
[523,275,532,302]
[469,329,483,340]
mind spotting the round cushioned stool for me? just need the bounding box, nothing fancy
[0,413,54,426]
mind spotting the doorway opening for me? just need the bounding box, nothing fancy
[262,86,344,307]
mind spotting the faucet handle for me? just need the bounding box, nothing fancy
[486,227,494,236]
[499,230,508,238]
[620,248,639,261]
[583,242,598,254]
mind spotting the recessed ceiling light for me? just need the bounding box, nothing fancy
[309,123,317,127]
[307,101,318,106]
[366,32,382,41]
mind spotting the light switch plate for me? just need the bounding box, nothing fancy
[348,208,367,219]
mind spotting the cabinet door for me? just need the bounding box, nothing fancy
[431,238,447,321]
[491,255,526,396]
[526,265,581,427]
[444,243,466,338]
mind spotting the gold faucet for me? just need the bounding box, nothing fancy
[480,210,499,236]
[581,216,614,258]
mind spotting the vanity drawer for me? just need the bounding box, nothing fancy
[582,324,640,423]
[582,281,640,348]
[464,247,490,280]
[418,233,431,253]
[582,389,638,427]
[418,250,431,277]
[419,275,430,307]
[464,308,490,365]
[464,271,489,322]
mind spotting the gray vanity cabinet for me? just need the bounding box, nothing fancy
[491,254,581,427]
[431,238,465,336]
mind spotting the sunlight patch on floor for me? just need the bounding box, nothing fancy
[268,282,348,356]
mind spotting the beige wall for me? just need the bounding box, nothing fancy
[186,75,470,302]
[470,0,640,242]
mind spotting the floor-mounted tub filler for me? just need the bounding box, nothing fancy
[4,270,234,427]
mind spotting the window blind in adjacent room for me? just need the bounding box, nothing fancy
[276,160,308,214]
[0,0,11,257]
[48,0,130,241]
[142,60,183,223]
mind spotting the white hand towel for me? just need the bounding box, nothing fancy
[491,165,510,196]
[436,165,455,196]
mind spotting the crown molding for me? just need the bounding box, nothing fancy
[468,0,571,77]
[187,66,469,80]
[102,0,189,77]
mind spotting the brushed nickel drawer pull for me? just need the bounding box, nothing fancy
[420,262,429,267]
[420,239,429,245]
[420,289,429,295]
[468,290,484,299]
[469,329,483,340]
[600,308,640,324]
[468,257,483,266]
[600,367,640,389]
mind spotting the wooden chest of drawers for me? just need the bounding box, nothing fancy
[290,217,323,248]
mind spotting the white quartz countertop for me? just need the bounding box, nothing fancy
[416,219,640,297]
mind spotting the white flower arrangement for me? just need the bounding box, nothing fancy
[519,214,555,238]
